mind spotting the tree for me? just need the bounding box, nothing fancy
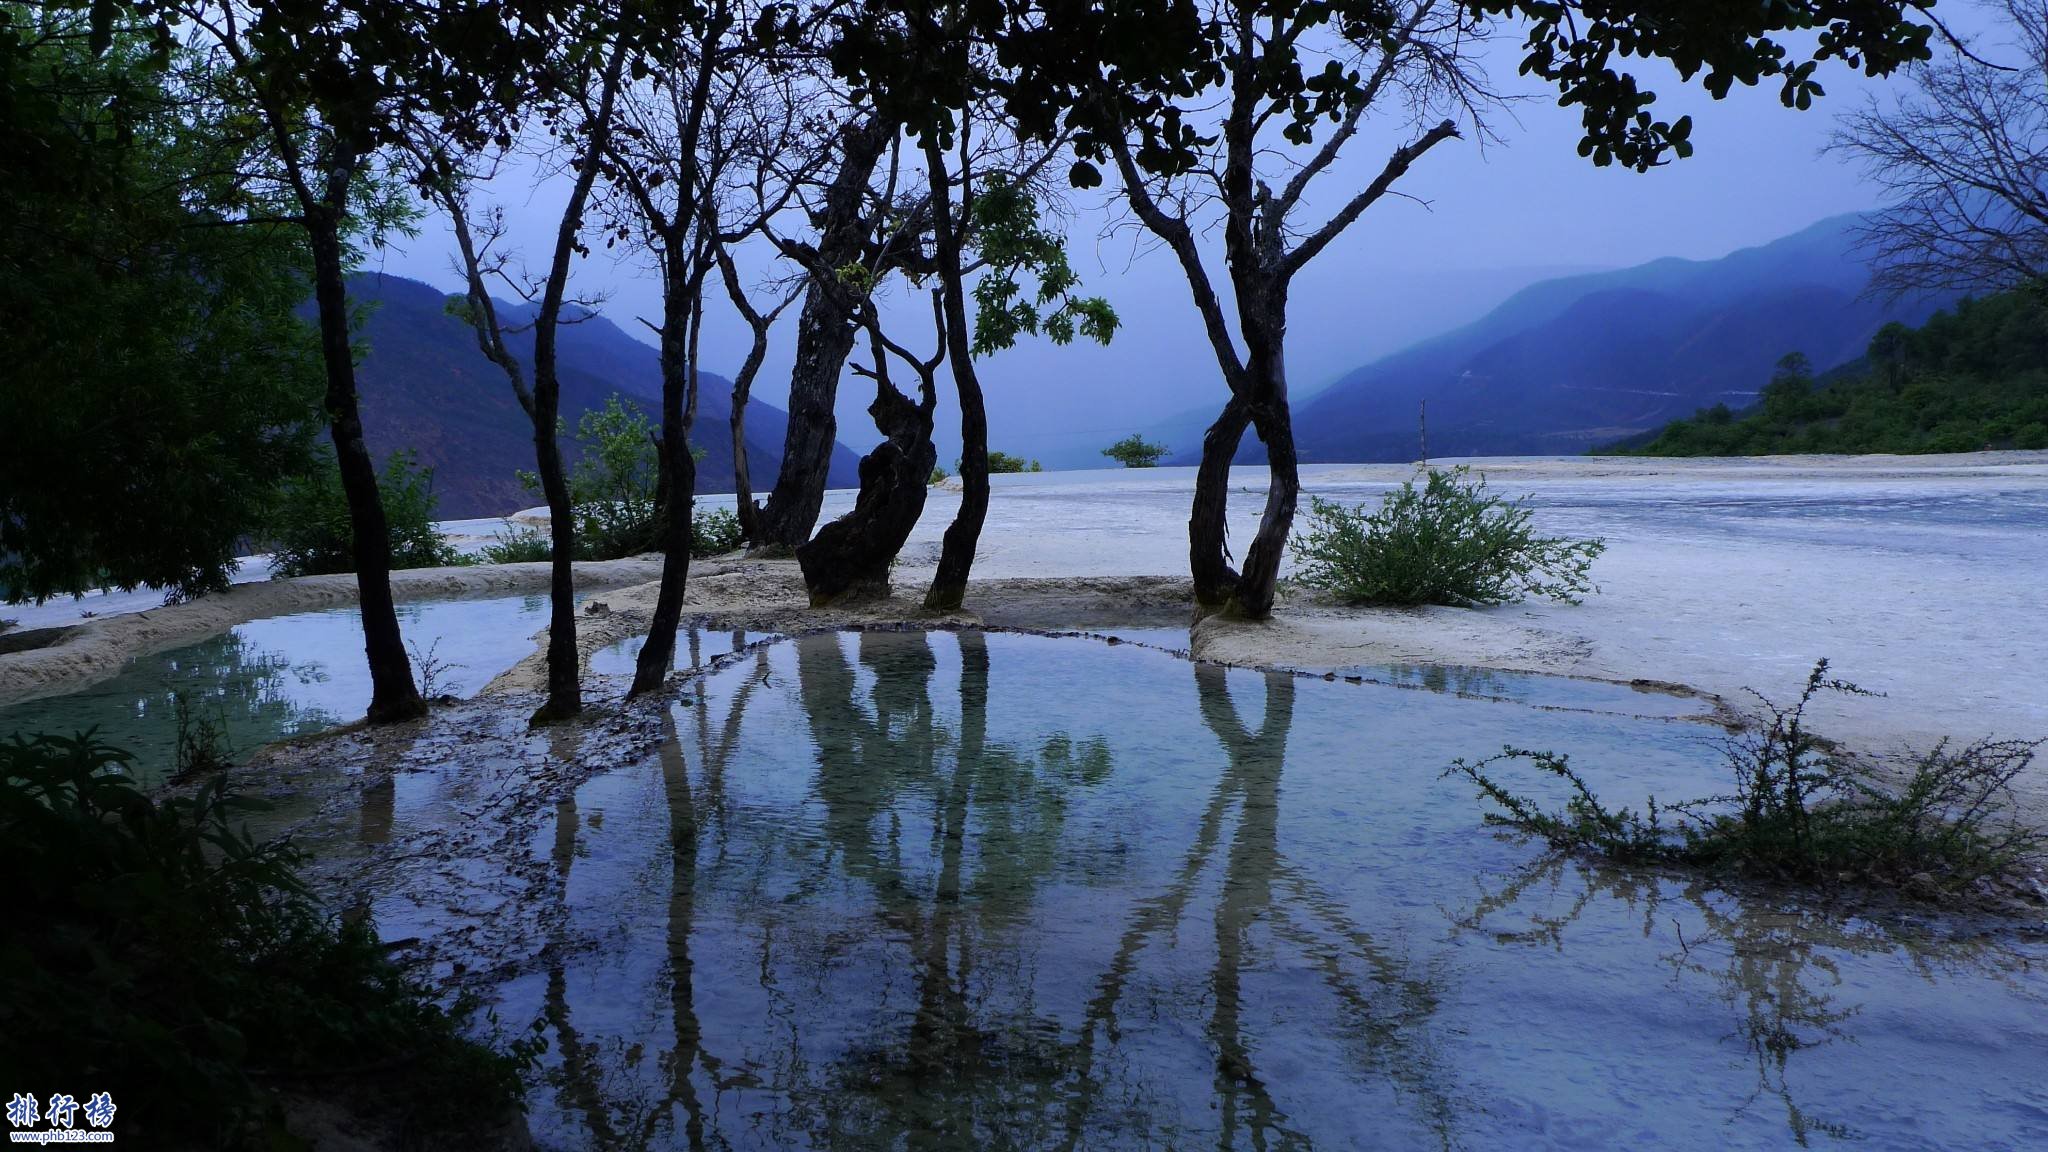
[990,0,1945,619]
[1833,0,2048,297]
[598,0,788,696]
[796,294,946,603]
[412,15,628,722]
[1101,435,1169,468]
[825,4,1115,611]
[1081,0,1493,618]
[164,0,549,722]
[0,14,323,604]
[755,115,896,552]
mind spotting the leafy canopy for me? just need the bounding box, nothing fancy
[0,14,325,604]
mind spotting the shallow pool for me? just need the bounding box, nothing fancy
[0,595,553,785]
[331,630,2047,1150]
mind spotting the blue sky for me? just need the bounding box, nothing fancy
[364,9,1997,466]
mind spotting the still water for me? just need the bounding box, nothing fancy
[332,630,2047,1150]
[0,595,553,785]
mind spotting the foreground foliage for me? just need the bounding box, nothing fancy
[0,16,324,605]
[1622,292,2048,456]
[0,732,536,1147]
[267,449,465,578]
[1446,661,2046,900]
[1293,467,1605,607]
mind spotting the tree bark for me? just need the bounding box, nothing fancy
[797,362,936,605]
[307,212,423,723]
[1232,396,1300,617]
[630,259,703,695]
[1188,394,1251,608]
[756,119,890,552]
[922,141,987,612]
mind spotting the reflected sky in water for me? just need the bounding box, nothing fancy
[0,595,552,785]
[341,630,2046,1151]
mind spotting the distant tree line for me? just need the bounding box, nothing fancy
[1617,292,2048,457]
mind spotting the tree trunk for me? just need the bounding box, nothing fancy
[756,120,889,552]
[307,214,423,723]
[1188,394,1251,608]
[923,142,987,613]
[527,351,581,722]
[631,264,699,696]
[1231,396,1300,618]
[797,377,935,605]
[728,320,772,547]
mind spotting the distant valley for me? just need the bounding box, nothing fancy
[1149,215,1945,464]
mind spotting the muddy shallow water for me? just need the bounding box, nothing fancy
[277,629,2048,1151]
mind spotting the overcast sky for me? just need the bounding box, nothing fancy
[362,10,1996,468]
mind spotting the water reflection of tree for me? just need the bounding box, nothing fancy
[1452,854,2032,1145]
[1053,663,1453,1150]
[0,630,329,779]
[780,630,1116,1149]
[533,631,1456,1149]
[527,630,774,1152]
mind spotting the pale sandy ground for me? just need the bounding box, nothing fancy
[8,452,2043,760]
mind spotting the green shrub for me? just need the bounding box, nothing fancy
[930,465,950,485]
[1101,434,1169,467]
[984,451,1035,475]
[0,732,537,1147]
[691,507,743,558]
[268,449,465,577]
[534,396,661,560]
[478,524,553,565]
[1293,467,1605,606]
[1444,661,2046,900]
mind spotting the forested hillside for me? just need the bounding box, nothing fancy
[1615,292,2048,456]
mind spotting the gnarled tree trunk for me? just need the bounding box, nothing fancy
[1188,394,1251,608]
[797,325,938,605]
[756,119,891,552]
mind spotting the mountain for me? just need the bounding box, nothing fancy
[345,272,861,518]
[1176,215,1948,464]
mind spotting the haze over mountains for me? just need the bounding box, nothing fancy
[346,273,859,518]
[1151,214,1943,464]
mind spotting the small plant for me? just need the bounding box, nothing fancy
[1102,433,1169,468]
[1444,660,2047,903]
[930,465,950,485]
[171,695,234,782]
[691,507,743,558]
[268,448,464,577]
[479,524,553,564]
[408,638,465,699]
[1294,466,1605,606]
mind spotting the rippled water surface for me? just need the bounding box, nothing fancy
[343,630,2046,1150]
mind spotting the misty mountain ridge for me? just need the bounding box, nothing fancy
[1150,214,1944,464]
[344,273,859,519]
